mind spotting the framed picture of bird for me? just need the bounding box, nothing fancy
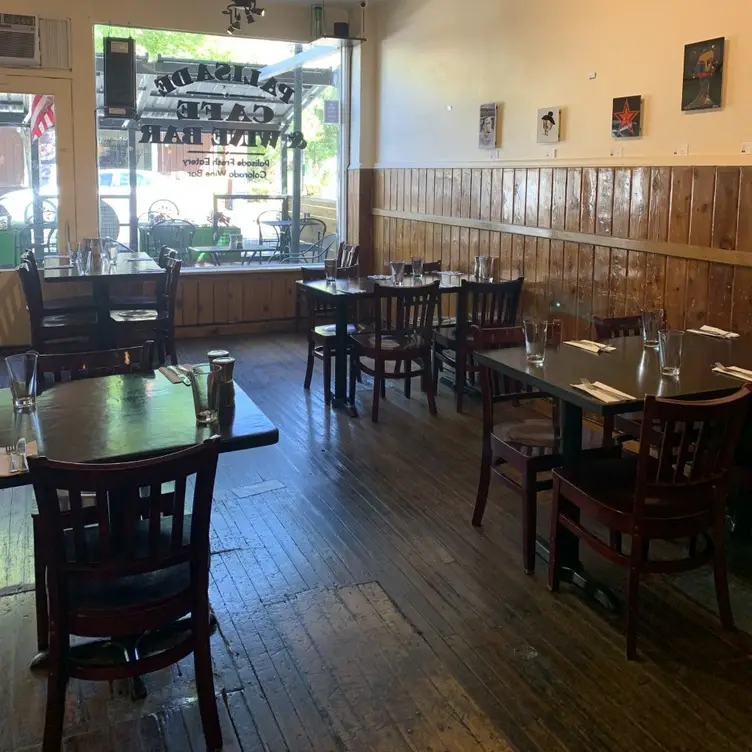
[537,107,561,143]
[682,37,725,111]
[611,95,642,138]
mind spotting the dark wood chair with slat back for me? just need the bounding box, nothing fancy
[21,252,96,314]
[109,246,177,310]
[302,267,361,404]
[31,343,157,658]
[472,322,620,573]
[109,255,182,365]
[337,243,360,269]
[549,384,752,659]
[29,438,223,752]
[434,277,524,412]
[17,260,99,354]
[349,281,440,422]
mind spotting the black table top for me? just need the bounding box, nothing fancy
[297,272,477,297]
[0,372,278,487]
[474,332,752,415]
[43,252,163,283]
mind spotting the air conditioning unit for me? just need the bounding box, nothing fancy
[0,13,40,67]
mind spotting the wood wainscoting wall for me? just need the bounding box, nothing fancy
[347,168,374,271]
[370,166,752,337]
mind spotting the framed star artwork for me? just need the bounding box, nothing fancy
[612,95,642,138]
[682,37,725,111]
[537,107,561,143]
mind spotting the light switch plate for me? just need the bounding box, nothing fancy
[545,147,557,159]
[742,142,752,155]
[610,145,623,158]
[674,143,689,156]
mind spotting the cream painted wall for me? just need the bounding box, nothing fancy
[372,0,752,167]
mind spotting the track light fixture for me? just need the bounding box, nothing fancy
[222,1,265,34]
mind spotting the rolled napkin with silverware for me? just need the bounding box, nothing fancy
[712,363,752,380]
[564,340,616,354]
[688,325,740,339]
[571,379,636,403]
[159,365,192,385]
[1,439,37,476]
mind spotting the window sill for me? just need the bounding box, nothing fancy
[181,263,324,275]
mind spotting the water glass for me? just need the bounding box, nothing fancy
[658,329,684,377]
[411,258,424,278]
[6,352,38,411]
[324,258,337,281]
[189,363,220,425]
[107,244,118,264]
[641,308,663,348]
[523,320,548,364]
[390,260,405,285]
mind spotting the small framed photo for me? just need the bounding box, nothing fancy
[537,107,561,143]
[479,103,500,149]
[612,95,642,138]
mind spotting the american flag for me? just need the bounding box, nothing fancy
[30,95,54,140]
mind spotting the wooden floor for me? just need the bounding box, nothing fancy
[2,333,752,751]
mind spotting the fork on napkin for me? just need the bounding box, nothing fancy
[571,380,636,403]
[0,440,37,477]
[159,365,192,384]
[564,340,616,354]
[688,325,740,339]
[712,363,752,380]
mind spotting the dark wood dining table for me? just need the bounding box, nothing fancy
[473,330,752,607]
[297,272,477,416]
[0,371,279,491]
[43,253,164,347]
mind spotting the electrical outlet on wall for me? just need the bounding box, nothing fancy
[545,147,557,159]
[489,149,500,161]
[609,145,623,158]
[674,143,689,156]
[742,142,752,154]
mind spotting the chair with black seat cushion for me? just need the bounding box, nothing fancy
[548,384,752,659]
[17,260,98,354]
[21,252,96,315]
[109,246,177,310]
[349,281,440,422]
[29,438,222,752]
[434,277,524,412]
[109,256,181,365]
[472,322,620,574]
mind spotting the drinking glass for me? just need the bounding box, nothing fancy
[189,363,220,425]
[107,244,118,264]
[6,352,38,410]
[390,260,405,285]
[523,319,548,364]
[658,329,683,377]
[641,308,663,348]
[411,258,424,278]
[324,258,337,281]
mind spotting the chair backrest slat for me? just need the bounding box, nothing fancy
[457,278,524,338]
[374,282,440,346]
[593,315,642,341]
[163,256,182,320]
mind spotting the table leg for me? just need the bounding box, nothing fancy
[330,297,358,417]
[93,280,114,348]
[212,252,221,267]
[534,401,619,612]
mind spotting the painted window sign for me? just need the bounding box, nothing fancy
[139,61,307,150]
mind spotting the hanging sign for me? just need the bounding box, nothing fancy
[139,61,307,150]
[324,99,339,124]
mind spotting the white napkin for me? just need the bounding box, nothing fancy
[571,381,636,403]
[688,325,740,339]
[368,274,391,280]
[159,365,192,384]
[712,364,752,380]
[564,340,616,354]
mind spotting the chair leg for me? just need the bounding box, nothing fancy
[323,347,332,406]
[303,341,315,390]
[473,438,492,527]
[455,348,466,413]
[194,608,222,751]
[380,378,386,399]
[610,530,622,554]
[42,632,68,752]
[712,518,735,630]
[547,478,562,592]
[521,467,538,574]
[424,356,437,416]
[404,360,411,399]
[432,347,441,393]
[372,361,383,422]
[349,351,358,404]
[625,538,644,660]
[33,517,48,652]
[168,335,178,366]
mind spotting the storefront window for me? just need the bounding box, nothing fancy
[0,93,59,269]
[94,27,343,269]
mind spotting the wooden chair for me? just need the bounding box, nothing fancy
[17,260,99,354]
[21,252,96,314]
[548,384,752,659]
[472,322,619,573]
[301,267,360,405]
[29,438,222,751]
[593,315,642,340]
[337,243,360,268]
[434,277,524,412]
[349,281,440,422]
[109,246,177,310]
[109,256,182,365]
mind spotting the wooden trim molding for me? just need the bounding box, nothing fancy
[371,207,752,268]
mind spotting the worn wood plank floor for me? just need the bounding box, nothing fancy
[2,332,752,751]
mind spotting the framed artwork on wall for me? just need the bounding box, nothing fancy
[479,103,500,149]
[537,107,561,143]
[611,96,642,138]
[682,37,725,111]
